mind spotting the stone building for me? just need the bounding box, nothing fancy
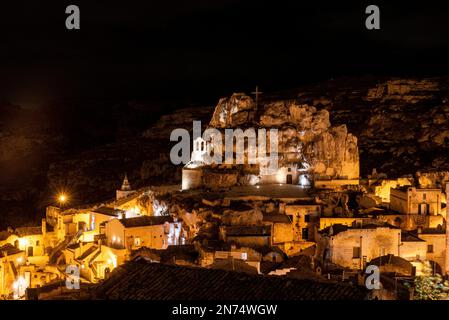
[0,220,56,267]
[318,222,443,272]
[0,244,26,298]
[103,216,183,253]
[416,229,446,274]
[319,224,402,270]
[390,186,442,215]
[219,225,271,248]
[63,241,126,283]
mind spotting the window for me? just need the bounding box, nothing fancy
[353,247,361,259]
[134,237,141,247]
[301,228,309,240]
[288,168,291,172]
[423,193,427,200]
[36,241,40,246]
[427,245,434,253]
[304,215,310,222]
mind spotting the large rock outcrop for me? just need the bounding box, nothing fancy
[202,93,359,182]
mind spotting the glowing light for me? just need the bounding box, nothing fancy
[19,238,27,248]
[17,257,23,264]
[256,186,260,189]
[108,256,117,268]
[125,206,141,218]
[57,193,69,207]
[112,236,117,242]
[12,276,27,299]
[300,175,310,187]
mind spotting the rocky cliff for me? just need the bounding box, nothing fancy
[206,92,360,182]
[290,77,449,178]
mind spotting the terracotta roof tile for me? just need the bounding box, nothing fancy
[92,260,368,300]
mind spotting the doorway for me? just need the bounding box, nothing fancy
[418,203,430,215]
[286,174,292,184]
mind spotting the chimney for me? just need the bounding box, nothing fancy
[41,219,46,237]
[279,203,286,214]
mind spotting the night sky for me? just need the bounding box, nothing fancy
[1,1,449,109]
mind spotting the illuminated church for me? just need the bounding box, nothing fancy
[182,92,360,190]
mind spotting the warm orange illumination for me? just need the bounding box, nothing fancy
[57,193,68,206]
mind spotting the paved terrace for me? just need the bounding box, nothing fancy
[176,184,314,203]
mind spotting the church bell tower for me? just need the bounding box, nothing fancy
[116,173,135,200]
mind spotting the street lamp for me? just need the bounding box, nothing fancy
[57,193,68,208]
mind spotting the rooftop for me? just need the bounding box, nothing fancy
[112,192,140,207]
[15,226,42,237]
[0,231,11,241]
[368,255,414,273]
[222,225,271,236]
[91,259,368,300]
[119,216,175,228]
[131,245,198,264]
[320,223,398,236]
[92,207,124,217]
[419,228,446,235]
[401,232,425,242]
[0,244,23,257]
[77,246,99,261]
[263,213,292,224]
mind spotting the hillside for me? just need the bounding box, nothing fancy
[2,76,449,227]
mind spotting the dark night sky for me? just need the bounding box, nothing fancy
[1,1,449,109]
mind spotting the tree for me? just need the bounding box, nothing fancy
[407,262,449,300]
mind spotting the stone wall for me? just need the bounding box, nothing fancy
[329,227,400,270]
